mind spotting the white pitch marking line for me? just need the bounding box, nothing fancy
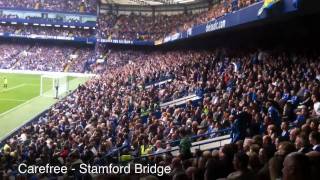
[0,98,26,102]
[0,83,26,92]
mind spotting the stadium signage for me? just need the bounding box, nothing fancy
[163,32,181,43]
[187,28,192,37]
[205,19,226,32]
[163,36,171,43]
[7,33,74,40]
[100,38,133,44]
[171,33,181,41]
[99,38,154,46]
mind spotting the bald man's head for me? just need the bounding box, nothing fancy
[282,152,310,180]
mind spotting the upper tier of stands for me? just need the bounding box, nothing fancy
[0,0,298,43]
[0,0,97,14]
[98,0,261,41]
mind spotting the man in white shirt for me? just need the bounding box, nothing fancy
[312,95,320,116]
[154,140,165,154]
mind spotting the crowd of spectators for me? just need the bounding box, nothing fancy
[1,48,319,179]
[0,43,31,69]
[98,13,194,41]
[13,44,76,72]
[98,0,261,40]
[0,0,97,13]
[0,24,95,38]
[0,42,94,72]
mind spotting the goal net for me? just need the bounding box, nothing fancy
[40,74,69,98]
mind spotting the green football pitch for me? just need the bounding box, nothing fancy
[0,73,89,140]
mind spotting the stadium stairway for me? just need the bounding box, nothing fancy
[63,48,79,72]
[63,64,71,72]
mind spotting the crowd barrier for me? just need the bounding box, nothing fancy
[160,94,202,108]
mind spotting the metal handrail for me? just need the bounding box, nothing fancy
[165,127,232,145]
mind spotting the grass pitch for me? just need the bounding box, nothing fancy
[0,72,89,140]
[0,73,41,114]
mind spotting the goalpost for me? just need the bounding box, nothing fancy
[40,74,69,98]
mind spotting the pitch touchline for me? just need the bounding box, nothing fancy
[0,96,38,118]
[0,96,53,141]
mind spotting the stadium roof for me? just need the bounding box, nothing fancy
[101,0,203,6]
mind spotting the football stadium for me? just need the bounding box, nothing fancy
[0,0,320,179]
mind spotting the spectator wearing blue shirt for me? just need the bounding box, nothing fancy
[231,111,250,143]
[248,88,258,102]
[281,89,290,102]
[267,102,281,127]
[232,0,239,11]
[231,116,241,143]
[294,106,307,126]
[288,90,299,107]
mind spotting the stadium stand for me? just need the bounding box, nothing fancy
[98,0,260,40]
[0,0,97,13]
[0,42,94,72]
[1,47,320,179]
